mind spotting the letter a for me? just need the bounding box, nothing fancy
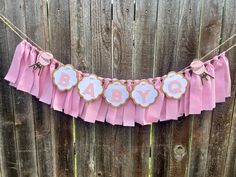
[83,83,95,98]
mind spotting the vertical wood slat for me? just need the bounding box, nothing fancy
[0,1,19,177]
[152,0,202,176]
[222,0,236,176]
[132,1,157,177]
[197,1,226,177]
[112,0,134,78]
[91,0,113,176]
[104,0,135,176]
[4,0,38,177]
[187,0,223,176]
[48,0,74,177]
[24,1,53,177]
[69,0,96,176]
[167,0,202,177]
[169,0,202,176]
[152,0,181,176]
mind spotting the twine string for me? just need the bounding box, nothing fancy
[1,13,236,77]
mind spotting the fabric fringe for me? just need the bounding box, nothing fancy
[5,40,232,126]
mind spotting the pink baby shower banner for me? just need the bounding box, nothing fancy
[4,40,231,126]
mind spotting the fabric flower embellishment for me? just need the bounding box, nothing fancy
[161,72,188,99]
[53,64,78,91]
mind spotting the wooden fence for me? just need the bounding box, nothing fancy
[0,0,236,177]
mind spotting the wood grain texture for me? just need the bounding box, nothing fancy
[4,1,38,177]
[90,0,113,176]
[132,1,158,176]
[48,0,74,177]
[188,0,225,176]
[169,1,201,176]
[133,0,157,79]
[107,0,138,176]
[112,0,134,79]
[196,1,226,177]
[152,1,181,176]
[222,2,236,177]
[0,1,19,177]
[166,0,205,176]
[24,1,53,177]
[69,0,96,176]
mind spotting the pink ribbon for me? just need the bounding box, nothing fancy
[5,40,26,83]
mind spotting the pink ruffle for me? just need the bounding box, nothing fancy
[5,40,232,126]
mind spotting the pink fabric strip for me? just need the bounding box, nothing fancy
[184,71,191,116]
[38,61,50,100]
[70,87,81,117]
[122,80,135,126]
[189,72,203,114]
[39,61,55,104]
[96,99,108,122]
[213,56,226,102]
[165,98,179,120]
[114,106,124,125]
[13,42,31,88]
[105,105,118,125]
[219,52,231,98]
[30,51,41,97]
[146,78,164,123]
[83,99,103,123]
[17,46,37,92]
[202,62,216,110]
[64,89,73,115]
[96,78,110,122]
[5,40,26,83]
[51,87,67,111]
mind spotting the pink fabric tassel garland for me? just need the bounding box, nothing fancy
[4,40,232,126]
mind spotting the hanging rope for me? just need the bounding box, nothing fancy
[1,13,236,76]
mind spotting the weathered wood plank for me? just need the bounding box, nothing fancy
[4,0,38,177]
[91,0,112,77]
[112,0,134,79]
[89,0,113,176]
[132,1,158,176]
[157,0,201,177]
[164,0,201,176]
[152,0,202,177]
[48,0,74,177]
[223,96,236,177]
[108,0,135,176]
[152,0,181,176]
[133,0,157,79]
[24,1,53,177]
[69,0,95,176]
[221,2,236,176]
[195,1,226,177]
[188,0,224,176]
[0,1,19,177]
